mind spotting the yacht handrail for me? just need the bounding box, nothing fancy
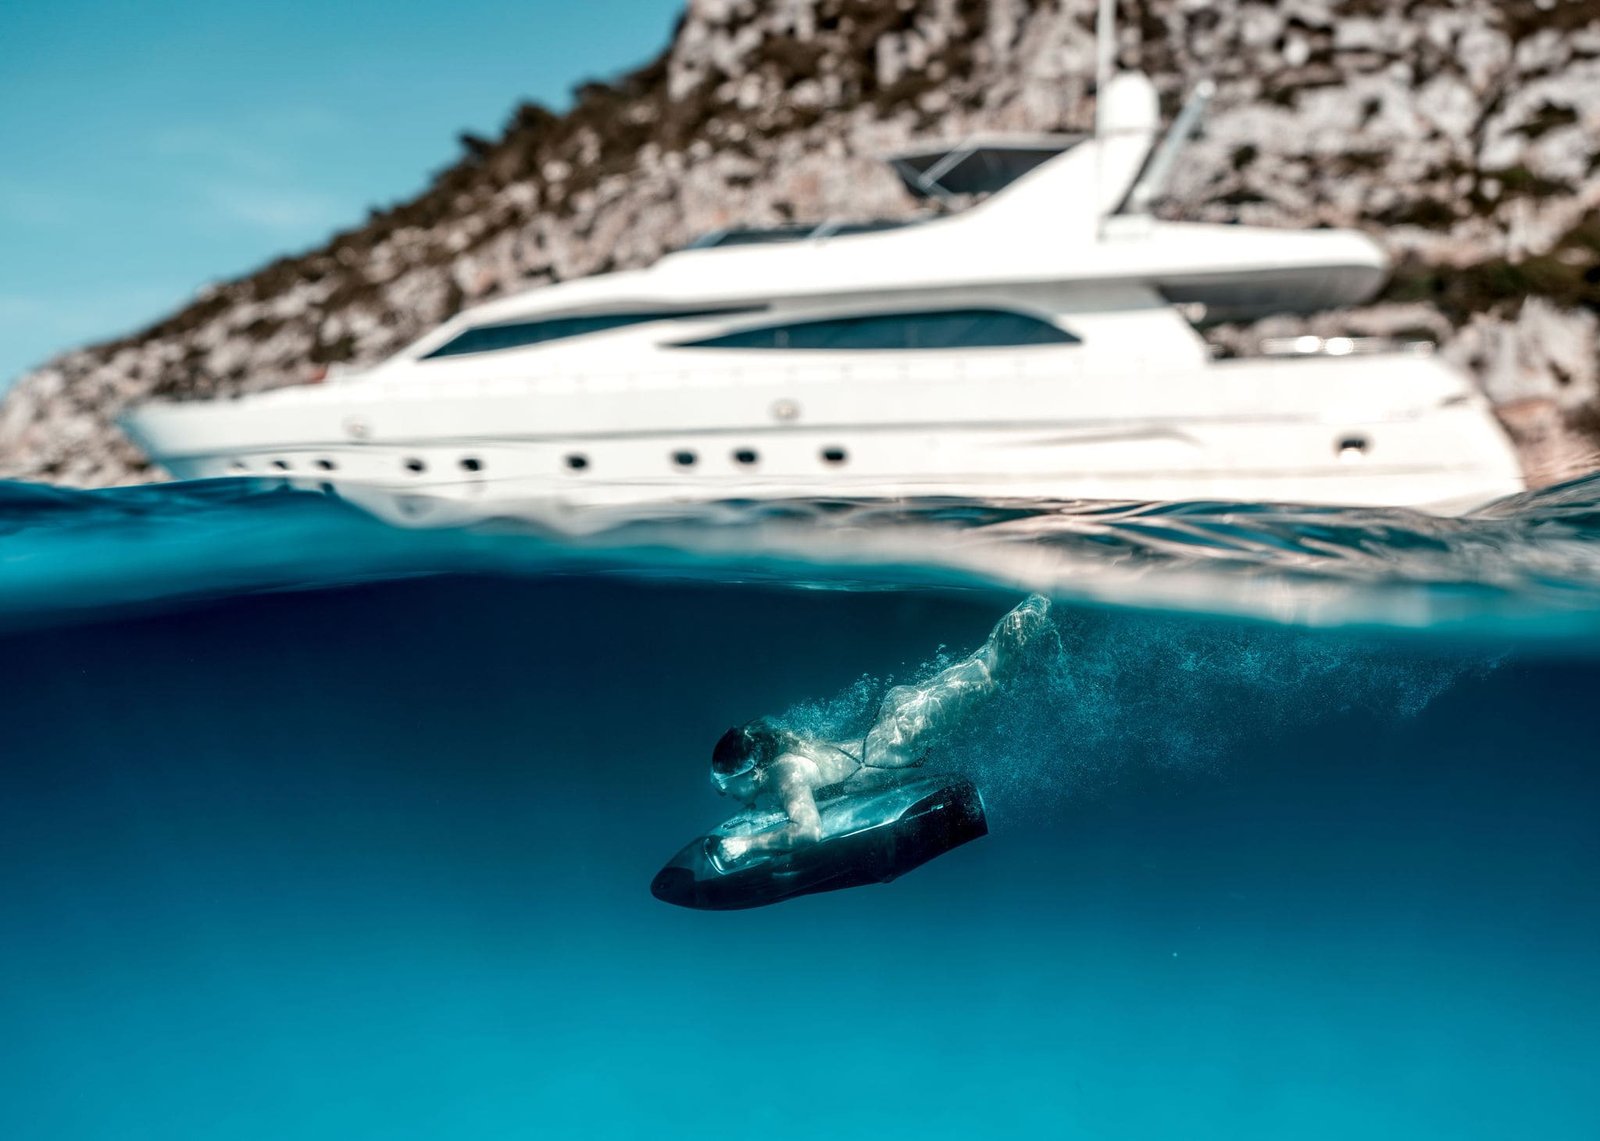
[1123,79,1216,216]
[904,141,981,203]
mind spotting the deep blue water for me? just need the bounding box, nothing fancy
[2,479,1599,1139]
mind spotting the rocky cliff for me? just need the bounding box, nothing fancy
[3,0,1598,487]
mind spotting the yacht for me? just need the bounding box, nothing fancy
[122,60,1522,522]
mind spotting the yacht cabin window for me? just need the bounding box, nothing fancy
[420,306,765,360]
[672,309,1080,351]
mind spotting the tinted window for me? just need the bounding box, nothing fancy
[422,307,763,360]
[682,219,919,250]
[674,309,1079,351]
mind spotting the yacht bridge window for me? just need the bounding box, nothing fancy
[421,306,765,360]
[672,308,1080,351]
[888,137,1082,200]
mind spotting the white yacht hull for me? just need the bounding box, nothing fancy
[123,351,1524,524]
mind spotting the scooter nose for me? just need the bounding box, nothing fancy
[650,865,695,907]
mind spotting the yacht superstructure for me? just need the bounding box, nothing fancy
[122,61,1522,521]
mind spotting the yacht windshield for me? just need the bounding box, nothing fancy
[889,137,1083,199]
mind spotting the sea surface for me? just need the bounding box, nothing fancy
[3,476,1599,1140]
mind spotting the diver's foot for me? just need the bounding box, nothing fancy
[996,594,1051,650]
[988,594,1056,679]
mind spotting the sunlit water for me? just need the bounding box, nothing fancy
[2,477,1598,1139]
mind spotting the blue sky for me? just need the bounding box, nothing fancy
[0,0,683,386]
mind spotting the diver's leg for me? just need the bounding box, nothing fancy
[973,593,1055,682]
[865,663,995,768]
[864,595,1054,767]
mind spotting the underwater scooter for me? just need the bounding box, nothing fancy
[650,772,988,910]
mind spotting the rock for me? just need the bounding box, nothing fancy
[1497,398,1599,488]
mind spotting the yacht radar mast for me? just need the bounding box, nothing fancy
[1096,0,1116,97]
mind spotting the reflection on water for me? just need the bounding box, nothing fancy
[8,474,1600,641]
[0,478,1598,1137]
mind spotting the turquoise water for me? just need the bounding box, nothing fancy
[1,478,1598,1139]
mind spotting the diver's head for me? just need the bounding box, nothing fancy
[711,719,784,800]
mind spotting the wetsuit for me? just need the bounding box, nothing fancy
[733,594,1053,809]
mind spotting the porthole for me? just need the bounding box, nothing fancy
[271,459,290,471]
[1336,435,1370,460]
[460,457,483,473]
[404,457,427,474]
[230,461,249,473]
[733,448,759,466]
[821,446,848,465]
[315,458,337,472]
[673,450,697,467]
[565,453,590,472]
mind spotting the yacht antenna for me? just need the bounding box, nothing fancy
[1092,0,1118,228]
[1095,0,1117,123]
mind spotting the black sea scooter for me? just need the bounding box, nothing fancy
[650,772,988,911]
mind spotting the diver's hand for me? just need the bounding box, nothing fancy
[718,835,754,864]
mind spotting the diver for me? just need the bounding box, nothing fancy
[710,594,1056,864]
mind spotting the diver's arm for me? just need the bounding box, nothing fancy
[753,759,824,850]
[721,757,823,860]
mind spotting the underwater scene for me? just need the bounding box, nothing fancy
[3,478,1600,1139]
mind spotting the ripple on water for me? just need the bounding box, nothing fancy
[3,474,1600,645]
